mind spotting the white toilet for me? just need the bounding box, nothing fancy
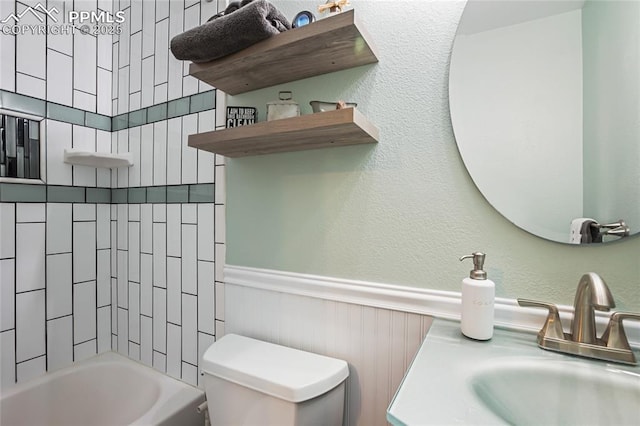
[201,334,349,426]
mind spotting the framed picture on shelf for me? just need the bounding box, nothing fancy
[226,107,257,128]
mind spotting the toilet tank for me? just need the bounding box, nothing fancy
[201,334,349,426]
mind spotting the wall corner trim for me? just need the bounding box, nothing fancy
[224,264,640,346]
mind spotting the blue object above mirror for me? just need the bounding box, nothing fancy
[292,11,315,28]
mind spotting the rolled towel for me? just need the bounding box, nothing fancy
[170,0,291,63]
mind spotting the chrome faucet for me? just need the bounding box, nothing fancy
[570,272,615,344]
[518,272,639,365]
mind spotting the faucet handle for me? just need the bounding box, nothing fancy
[517,299,566,340]
[602,312,640,351]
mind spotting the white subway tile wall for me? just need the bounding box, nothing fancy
[152,122,168,186]
[15,223,46,293]
[46,51,73,105]
[72,126,98,187]
[117,130,129,188]
[73,281,97,344]
[0,2,16,92]
[112,194,223,384]
[113,0,216,116]
[46,253,73,319]
[15,5,46,82]
[45,121,73,186]
[0,0,225,391]
[15,289,46,362]
[16,356,46,383]
[1,203,111,388]
[47,316,74,371]
[0,260,15,332]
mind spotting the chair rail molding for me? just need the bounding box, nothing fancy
[224,265,640,346]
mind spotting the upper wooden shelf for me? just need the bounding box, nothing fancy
[189,10,378,95]
[188,108,379,157]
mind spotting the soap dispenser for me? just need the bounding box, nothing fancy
[459,252,495,340]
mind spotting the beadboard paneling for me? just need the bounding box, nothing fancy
[225,283,432,426]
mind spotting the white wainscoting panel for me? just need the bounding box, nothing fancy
[224,265,640,346]
[225,282,432,426]
[224,265,640,426]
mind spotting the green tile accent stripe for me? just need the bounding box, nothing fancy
[112,189,128,204]
[147,103,168,123]
[0,91,46,117]
[47,103,85,126]
[189,184,215,203]
[112,114,128,131]
[0,183,214,204]
[87,188,111,203]
[1,89,216,133]
[168,98,190,119]
[0,183,47,202]
[112,91,215,130]
[48,186,85,202]
[129,109,147,127]
[147,186,167,203]
[1,90,111,130]
[128,187,147,203]
[190,92,216,114]
[85,112,112,131]
[167,185,189,203]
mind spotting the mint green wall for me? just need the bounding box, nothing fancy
[226,0,640,309]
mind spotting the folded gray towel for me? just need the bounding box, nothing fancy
[170,0,291,63]
[580,220,603,243]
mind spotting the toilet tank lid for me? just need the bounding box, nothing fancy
[201,334,349,403]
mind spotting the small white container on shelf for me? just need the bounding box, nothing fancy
[266,91,300,121]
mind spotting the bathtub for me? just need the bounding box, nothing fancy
[0,352,205,426]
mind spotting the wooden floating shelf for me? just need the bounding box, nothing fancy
[188,108,379,157]
[189,10,378,95]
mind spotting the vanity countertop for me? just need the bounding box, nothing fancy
[386,319,640,425]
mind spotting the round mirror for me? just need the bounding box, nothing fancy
[449,0,639,244]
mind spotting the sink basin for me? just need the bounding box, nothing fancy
[470,358,640,426]
[387,321,640,426]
